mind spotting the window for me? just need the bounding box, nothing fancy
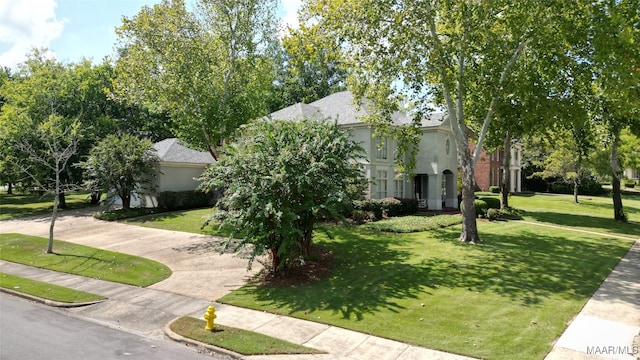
[394,175,404,198]
[376,170,388,198]
[376,137,388,160]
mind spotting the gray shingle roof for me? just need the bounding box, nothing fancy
[154,138,214,164]
[268,91,447,128]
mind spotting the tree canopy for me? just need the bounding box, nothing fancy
[198,119,367,274]
[114,0,279,160]
[79,133,159,209]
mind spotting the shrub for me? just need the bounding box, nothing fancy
[486,208,500,221]
[475,200,488,217]
[478,196,500,210]
[624,181,636,188]
[550,177,605,196]
[489,186,500,193]
[156,190,217,210]
[381,197,403,217]
[397,198,419,215]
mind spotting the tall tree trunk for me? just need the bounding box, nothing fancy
[459,146,480,243]
[500,131,511,209]
[611,126,626,222]
[122,195,131,210]
[573,177,579,204]
[7,182,12,195]
[58,190,67,209]
[48,170,61,254]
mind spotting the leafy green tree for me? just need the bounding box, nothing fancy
[268,23,347,111]
[576,0,640,221]
[302,0,569,243]
[114,0,278,160]
[198,119,367,275]
[79,134,159,209]
[620,130,640,175]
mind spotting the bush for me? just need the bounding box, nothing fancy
[156,190,217,210]
[352,197,418,220]
[475,200,488,217]
[624,181,636,188]
[478,196,500,210]
[489,186,500,194]
[550,177,605,196]
[486,208,500,221]
[460,199,489,217]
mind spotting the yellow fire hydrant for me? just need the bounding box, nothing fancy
[204,305,217,331]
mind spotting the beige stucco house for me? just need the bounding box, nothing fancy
[269,91,459,210]
[116,138,214,207]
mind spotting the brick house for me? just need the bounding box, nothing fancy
[470,142,523,193]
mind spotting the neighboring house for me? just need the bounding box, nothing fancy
[624,168,639,181]
[268,91,459,210]
[471,142,523,193]
[115,138,214,207]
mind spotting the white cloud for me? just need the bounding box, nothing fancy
[0,0,66,68]
[279,0,301,35]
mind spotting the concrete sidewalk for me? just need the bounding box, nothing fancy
[1,209,639,359]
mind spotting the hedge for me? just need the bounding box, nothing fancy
[156,190,217,210]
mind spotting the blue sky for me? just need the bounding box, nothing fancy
[0,0,300,69]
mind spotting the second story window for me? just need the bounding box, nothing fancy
[376,136,388,160]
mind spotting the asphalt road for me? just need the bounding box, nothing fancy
[0,294,219,360]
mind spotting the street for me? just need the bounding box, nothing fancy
[0,294,221,360]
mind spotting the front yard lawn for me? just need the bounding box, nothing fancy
[218,221,633,360]
[0,233,171,287]
[0,192,95,220]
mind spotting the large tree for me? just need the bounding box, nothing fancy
[302,0,568,242]
[79,133,159,210]
[198,119,367,275]
[114,0,278,160]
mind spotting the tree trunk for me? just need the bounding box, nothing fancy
[122,196,131,210]
[58,190,67,209]
[500,131,511,209]
[7,183,12,195]
[270,245,282,274]
[90,191,101,204]
[573,177,579,204]
[459,146,480,243]
[610,126,626,222]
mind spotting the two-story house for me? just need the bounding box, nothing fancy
[268,91,459,210]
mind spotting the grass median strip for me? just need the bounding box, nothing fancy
[169,316,324,355]
[0,272,105,303]
[0,233,171,287]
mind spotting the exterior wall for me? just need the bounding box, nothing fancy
[470,142,522,192]
[140,163,209,207]
[624,168,639,180]
[351,124,458,210]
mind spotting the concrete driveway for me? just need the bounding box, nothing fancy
[0,207,260,301]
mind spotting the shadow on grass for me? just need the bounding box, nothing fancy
[428,227,632,305]
[522,211,640,237]
[232,224,631,321]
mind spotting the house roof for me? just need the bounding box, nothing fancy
[154,138,214,164]
[268,91,448,128]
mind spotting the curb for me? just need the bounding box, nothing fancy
[164,317,243,359]
[0,287,106,308]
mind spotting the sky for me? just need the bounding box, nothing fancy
[0,0,301,69]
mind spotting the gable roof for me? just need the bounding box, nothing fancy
[154,138,214,164]
[268,91,448,128]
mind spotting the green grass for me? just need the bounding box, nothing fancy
[169,317,324,355]
[509,193,640,238]
[124,208,233,237]
[0,233,171,287]
[0,192,96,220]
[219,222,633,360]
[0,272,105,303]
[362,214,462,233]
